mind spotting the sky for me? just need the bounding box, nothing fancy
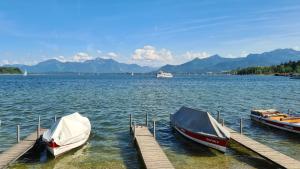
[0,0,300,67]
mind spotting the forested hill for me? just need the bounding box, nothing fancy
[0,67,23,74]
[232,61,300,75]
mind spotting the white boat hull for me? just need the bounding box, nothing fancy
[157,74,173,78]
[47,134,89,157]
[250,114,300,134]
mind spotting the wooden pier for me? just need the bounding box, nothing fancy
[132,125,174,169]
[0,128,47,169]
[225,126,300,169]
[130,113,174,169]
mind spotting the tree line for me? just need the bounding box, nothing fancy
[0,67,23,74]
[231,60,300,75]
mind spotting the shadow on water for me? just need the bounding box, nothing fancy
[15,133,93,168]
[116,130,145,169]
[227,141,280,169]
[17,137,50,164]
[249,120,300,141]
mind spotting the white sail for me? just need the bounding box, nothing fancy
[23,70,28,76]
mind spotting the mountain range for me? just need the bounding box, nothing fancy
[159,48,300,73]
[8,58,155,73]
[5,48,300,74]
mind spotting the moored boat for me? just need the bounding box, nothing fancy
[170,106,230,152]
[250,109,300,133]
[42,112,91,157]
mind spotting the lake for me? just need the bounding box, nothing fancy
[0,74,299,169]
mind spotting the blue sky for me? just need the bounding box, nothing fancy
[0,0,300,66]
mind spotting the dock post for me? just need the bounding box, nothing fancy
[153,120,156,139]
[145,112,148,127]
[222,119,224,126]
[217,111,220,123]
[17,125,20,143]
[133,121,136,138]
[288,109,291,114]
[240,118,243,134]
[37,115,41,139]
[54,115,57,122]
[129,114,132,132]
[37,124,40,139]
[38,115,40,129]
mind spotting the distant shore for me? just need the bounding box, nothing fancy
[230,61,300,75]
[0,67,23,75]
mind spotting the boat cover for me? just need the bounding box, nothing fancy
[172,106,230,139]
[43,112,91,146]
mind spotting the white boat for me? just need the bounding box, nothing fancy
[131,72,134,76]
[23,70,28,76]
[42,112,91,157]
[171,107,230,152]
[156,71,173,78]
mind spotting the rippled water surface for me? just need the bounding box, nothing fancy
[0,74,299,169]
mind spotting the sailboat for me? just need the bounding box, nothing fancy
[23,70,28,76]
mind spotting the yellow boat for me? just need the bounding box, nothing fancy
[250,109,300,134]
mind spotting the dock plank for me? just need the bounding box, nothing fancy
[0,128,47,169]
[132,125,174,169]
[225,126,300,169]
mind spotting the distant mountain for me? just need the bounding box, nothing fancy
[159,49,300,73]
[7,58,155,73]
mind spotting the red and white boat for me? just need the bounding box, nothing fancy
[171,106,230,152]
[42,112,91,157]
[251,109,300,134]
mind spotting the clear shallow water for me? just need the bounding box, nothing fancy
[0,74,299,169]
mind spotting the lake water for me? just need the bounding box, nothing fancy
[0,74,299,169]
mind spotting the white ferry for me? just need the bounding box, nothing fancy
[156,71,173,78]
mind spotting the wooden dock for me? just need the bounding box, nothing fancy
[0,128,47,169]
[132,125,174,169]
[225,126,300,169]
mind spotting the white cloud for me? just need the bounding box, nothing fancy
[0,60,10,66]
[0,59,37,66]
[240,51,249,57]
[132,45,173,66]
[72,52,93,62]
[97,52,119,60]
[226,53,234,58]
[54,55,67,62]
[107,52,118,59]
[183,51,210,60]
[293,46,299,50]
